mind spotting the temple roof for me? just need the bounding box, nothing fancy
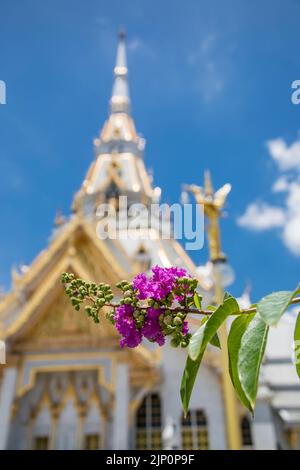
[73,32,154,210]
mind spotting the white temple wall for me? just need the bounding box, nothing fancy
[161,345,227,449]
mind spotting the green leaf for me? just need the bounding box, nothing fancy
[193,292,202,310]
[210,332,221,349]
[198,316,221,349]
[199,316,208,326]
[238,314,269,412]
[189,297,240,361]
[180,353,204,417]
[188,323,206,361]
[228,313,255,412]
[294,312,300,379]
[223,291,233,301]
[257,286,300,326]
[181,297,240,415]
[206,305,217,311]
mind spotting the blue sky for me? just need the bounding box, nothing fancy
[0,0,299,301]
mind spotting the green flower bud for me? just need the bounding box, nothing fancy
[85,306,92,315]
[105,294,114,301]
[170,336,181,348]
[120,281,130,290]
[106,310,115,325]
[176,312,185,319]
[97,298,105,307]
[166,325,176,334]
[163,315,172,325]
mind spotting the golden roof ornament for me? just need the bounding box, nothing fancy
[185,170,231,262]
[11,266,21,287]
[54,210,66,228]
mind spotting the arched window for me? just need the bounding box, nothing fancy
[84,403,102,450]
[135,393,162,450]
[34,436,49,450]
[32,404,51,450]
[241,415,253,448]
[181,409,209,450]
[285,428,300,449]
[56,398,78,450]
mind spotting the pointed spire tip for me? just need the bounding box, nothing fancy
[118,28,126,41]
[110,28,130,113]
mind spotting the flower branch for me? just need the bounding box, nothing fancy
[61,267,300,415]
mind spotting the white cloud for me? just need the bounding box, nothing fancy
[200,33,217,53]
[186,32,231,102]
[237,203,285,231]
[127,38,143,52]
[283,214,300,256]
[272,176,289,193]
[127,37,155,59]
[286,182,300,212]
[238,134,300,256]
[267,137,300,171]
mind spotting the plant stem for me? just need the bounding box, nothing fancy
[87,295,300,317]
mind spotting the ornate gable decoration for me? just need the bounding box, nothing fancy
[1,217,129,342]
[13,292,118,352]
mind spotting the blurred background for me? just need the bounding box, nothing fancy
[0,0,300,300]
[0,0,300,452]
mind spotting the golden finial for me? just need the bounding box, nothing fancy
[54,210,65,228]
[185,171,241,450]
[204,170,214,198]
[184,171,231,262]
[11,266,21,286]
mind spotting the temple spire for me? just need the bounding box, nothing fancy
[110,29,131,114]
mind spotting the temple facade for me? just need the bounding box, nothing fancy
[0,33,299,451]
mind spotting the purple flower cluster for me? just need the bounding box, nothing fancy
[114,304,142,348]
[141,307,165,346]
[133,266,187,300]
[114,266,191,349]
